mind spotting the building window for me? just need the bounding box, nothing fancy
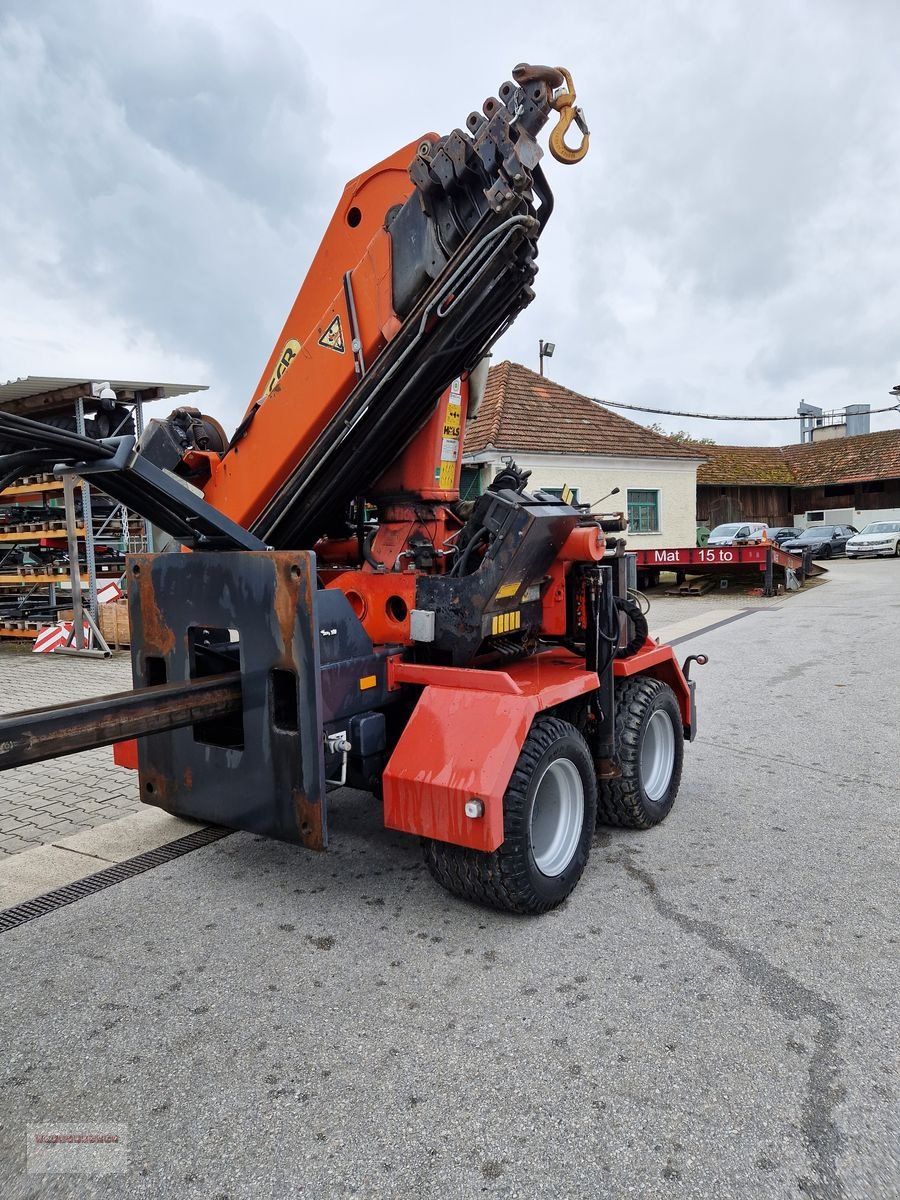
[459,466,484,500]
[627,489,660,533]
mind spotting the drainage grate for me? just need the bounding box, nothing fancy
[0,825,233,934]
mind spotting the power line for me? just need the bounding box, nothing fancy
[598,399,900,421]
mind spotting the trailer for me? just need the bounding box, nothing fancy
[633,543,823,596]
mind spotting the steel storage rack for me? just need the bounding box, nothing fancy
[0,376,209,639]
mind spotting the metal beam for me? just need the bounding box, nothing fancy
[0,673,242,770]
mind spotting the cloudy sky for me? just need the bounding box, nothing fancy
[2,0,898,445]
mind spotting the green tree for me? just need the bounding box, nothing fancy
[649,423,716,446]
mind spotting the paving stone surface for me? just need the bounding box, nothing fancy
[0,646,139,857]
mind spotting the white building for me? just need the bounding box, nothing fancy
[462,362,705,550]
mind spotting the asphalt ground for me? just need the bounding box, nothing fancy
[0,558,897,1198]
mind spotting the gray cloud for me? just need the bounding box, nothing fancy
[0,0,330,423]
[554,1,900,440]
[1,0,899,446]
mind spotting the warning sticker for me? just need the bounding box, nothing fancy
[318,315,345,354]
[438,396,462,489]
[442,404,462,440]
[450,376,462,395]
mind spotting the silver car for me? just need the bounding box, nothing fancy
[846,521,900,559]
[707,522,770,547]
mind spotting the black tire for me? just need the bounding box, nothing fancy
[598,677,683,829]
[93,404,135,439]
[894,542,900,558]
[822,545,832,559]
[423,715,597,915]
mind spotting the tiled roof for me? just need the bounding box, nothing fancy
[697,444,796,485]
[783,430,900,485]
[464,362,705,460]
[699,429,900,487]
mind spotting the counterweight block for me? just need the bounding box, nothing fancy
[128,551,328,849]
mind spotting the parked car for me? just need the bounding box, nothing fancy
[780,525,858,559]
[767,526,802,545]
[707,522,770,547]
[846,521,900,559]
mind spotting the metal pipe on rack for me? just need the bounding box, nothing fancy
[62,474,86,652]
[74,395,99,618]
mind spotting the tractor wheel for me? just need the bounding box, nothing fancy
[423,716,597,915]
[597,677,683,829]
[0,413,81,458]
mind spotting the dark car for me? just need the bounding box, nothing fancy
[781,525,858,559]
[768,526,802,545]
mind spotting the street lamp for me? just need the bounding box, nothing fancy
[539,339,555,376]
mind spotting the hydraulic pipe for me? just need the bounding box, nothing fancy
[0,673,242,770]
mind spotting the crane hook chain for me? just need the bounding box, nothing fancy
[549,67,590,165]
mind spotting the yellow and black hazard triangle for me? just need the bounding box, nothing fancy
[317,315,345,354]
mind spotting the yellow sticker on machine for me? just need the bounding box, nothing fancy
[443,402,461,439]
[437,397,462,491]
[264,338,301,395]
[491,610,521,636]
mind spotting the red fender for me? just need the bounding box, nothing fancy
[383,650,599,852]
[613,639,693,731]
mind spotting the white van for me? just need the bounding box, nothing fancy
[707,522,769,547]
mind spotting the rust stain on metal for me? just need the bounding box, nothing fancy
[131,556,176,656]
[595,757,622,780]
[141,766,175,812]
[272,553,309,664]
[293,790,325,851]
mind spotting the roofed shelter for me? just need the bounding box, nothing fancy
[698,430,900,529]
[0,375,206,422]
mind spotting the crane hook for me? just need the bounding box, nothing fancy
[549,67,590,165]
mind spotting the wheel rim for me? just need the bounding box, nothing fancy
[641,709,676,803]
[529,758,584,877]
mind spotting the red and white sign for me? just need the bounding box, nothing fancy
[33,622,93,654]
[97,581,124,604]
[634,546,767,567]
[632,545,802,570]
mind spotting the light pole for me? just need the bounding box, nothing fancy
[539,339,555,376]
